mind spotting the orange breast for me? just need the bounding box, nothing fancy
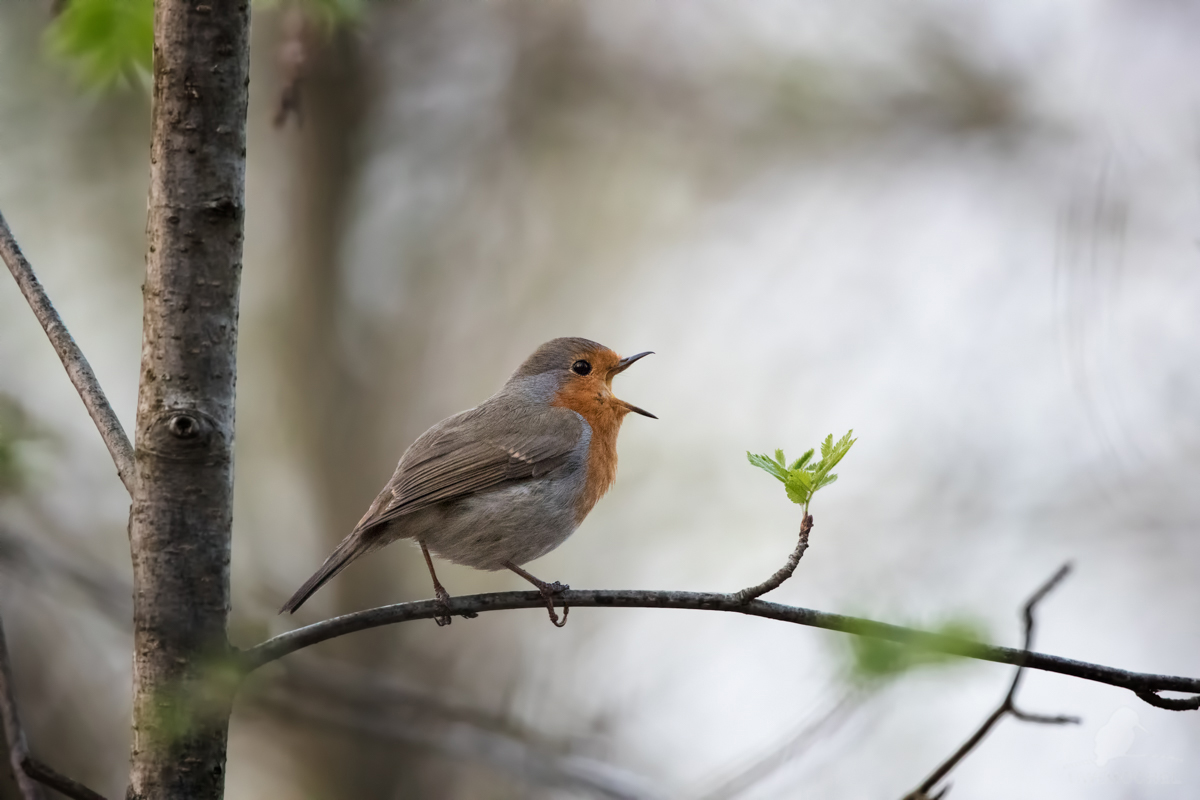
[551,382,626,523]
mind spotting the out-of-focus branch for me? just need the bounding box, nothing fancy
[246,657,662,800]
[0,610,45,799]
[2,605,109,799]
[730,513,812,603]
[696,688,862,800]
[21,760,108,800]
[0,525,650,798]
[902,564,1080,800]
[0,211,135,495]
[243,588,1200,710]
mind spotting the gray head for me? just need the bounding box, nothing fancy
[507,338,656,417]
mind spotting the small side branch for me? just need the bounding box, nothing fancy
[0,210,135,494]
[730,514,812,604]
[240,588,1200,710]
[903,564,1080,800]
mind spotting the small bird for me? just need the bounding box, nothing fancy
[280,337,654,626]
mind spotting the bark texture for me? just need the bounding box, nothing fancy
[128,0,250,798]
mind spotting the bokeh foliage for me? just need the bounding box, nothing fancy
[0,393,41,495]
[844,616,989,685]
[45,0,364,89]
[46,0,154,89]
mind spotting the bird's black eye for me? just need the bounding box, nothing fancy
[571,360,592,376]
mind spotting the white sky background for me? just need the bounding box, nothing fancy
[2,0,1200,798]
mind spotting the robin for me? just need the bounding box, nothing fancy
[280,337,654,627]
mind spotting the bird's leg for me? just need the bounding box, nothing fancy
[421,541,477,625]
[504,560,569,628]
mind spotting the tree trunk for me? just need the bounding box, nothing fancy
[127,0,250,798]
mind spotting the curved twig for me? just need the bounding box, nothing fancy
[241,588,1200,710]
[730,514,811,603]
[0,210,134,494]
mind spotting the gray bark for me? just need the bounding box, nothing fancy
[127,0,250,798]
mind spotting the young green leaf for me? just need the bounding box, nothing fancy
[749,431,856,509]
[784,470,814,505]
[747,452,789,483]
[789,448,814,471]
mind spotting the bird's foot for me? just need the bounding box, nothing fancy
[433,586,478,627]
[537,581,569,628]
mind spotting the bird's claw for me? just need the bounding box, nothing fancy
[433,587,477,627]
[538,582,569,628]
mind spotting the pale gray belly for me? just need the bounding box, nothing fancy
[394,474,585,570]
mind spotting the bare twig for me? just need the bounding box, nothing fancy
[730,514,812,603]
[0,611,45,799]
[240,586,1200,711]
[0,211,135,494]
[903,564,1080,800]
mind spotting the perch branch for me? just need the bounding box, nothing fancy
[0,210,135,494]
[730,514,812,603]
[241,588,1200,711]
[903,564,1080,800]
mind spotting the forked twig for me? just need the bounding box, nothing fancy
[902,564,1080,800]
[0,210,135,494]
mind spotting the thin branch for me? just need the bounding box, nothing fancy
[240,588,1200,710]
[0,610,45,800]
[0,211,135,494]
[904,564,1080,800]
[730,514,812,603]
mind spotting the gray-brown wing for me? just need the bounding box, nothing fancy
[354,404,584,532]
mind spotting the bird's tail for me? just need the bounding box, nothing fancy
[279,530,380,614]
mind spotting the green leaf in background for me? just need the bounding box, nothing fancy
[0,394,43,495]
[844,616,990,685]
[287,0,365,29]
[45,0,367,91]
[46,0,154,89]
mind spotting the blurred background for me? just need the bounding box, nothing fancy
[2,0,1199,797]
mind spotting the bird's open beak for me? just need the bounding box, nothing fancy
[611,351,656,418]
[612,351,653,375]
